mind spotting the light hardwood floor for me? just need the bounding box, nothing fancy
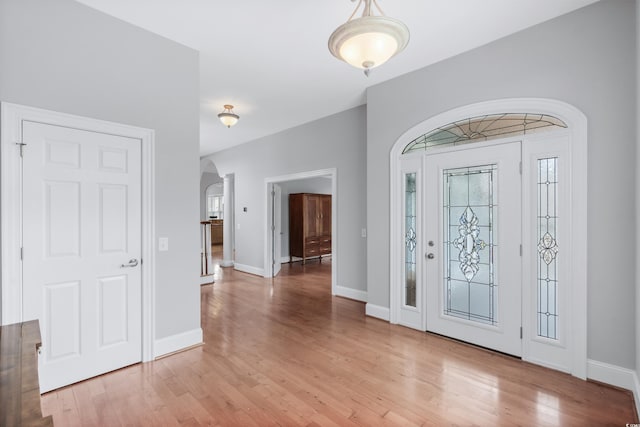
[42,253,637,426]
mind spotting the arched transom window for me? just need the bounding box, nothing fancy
[402,113,567,154]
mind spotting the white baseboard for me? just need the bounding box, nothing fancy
[200,275,214,285]
[154,328,203,359]
[365,303,390,321]
[587,359,640,418]
[587,359,636,390]
[587,359,640,419]
[234,263,265,277]
[634,370,640,421]
[280,256,290,264]
[334,286,367,302]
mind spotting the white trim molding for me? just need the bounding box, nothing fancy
[200,275,215,285]
[1,102,157,362]
[635,371,640,421]
[587,359,640,419]
[388,98,588,379]
[234,263,265,277]
[587,359,637,390]
[154,328,203,359]
[335,286,367,302]
[365,303,390,321]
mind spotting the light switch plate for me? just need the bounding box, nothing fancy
[159,237,169,251]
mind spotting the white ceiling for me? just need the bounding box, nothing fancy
[74,0,598,156]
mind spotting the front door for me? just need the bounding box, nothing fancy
[21,121,143,392]
[424,141,522,356]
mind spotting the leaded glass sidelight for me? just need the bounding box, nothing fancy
[403,113,567,154]
[537,158,559,339]
[404,173,417,307]
[443,164,497,325]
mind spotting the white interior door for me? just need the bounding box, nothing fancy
[425,141,522,356]
[272,183,282,277]
[21,121,142,392]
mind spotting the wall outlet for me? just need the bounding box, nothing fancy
[237,223,241,230]
[361,228,367,238]
[159,237,169,251]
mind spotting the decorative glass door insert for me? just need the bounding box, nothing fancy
[537,157,559,339]
[398,159,423,330]
[405,173,417,307]
[443,164,497,325]
[425,141,522,357]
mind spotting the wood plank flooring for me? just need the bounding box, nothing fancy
[41,255,637,426]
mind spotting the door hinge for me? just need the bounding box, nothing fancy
[519,244,522,256]
[520,326,523,339]
[20,247,23,261]
[15,142,27,157]
[519,161,522,175]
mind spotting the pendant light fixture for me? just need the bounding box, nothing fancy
[218,104,239,128]
[328,0,409,76]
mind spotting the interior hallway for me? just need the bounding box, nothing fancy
[41,254,636,426]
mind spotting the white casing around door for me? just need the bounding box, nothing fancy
[272,183,283,277]
[21,121,142,392]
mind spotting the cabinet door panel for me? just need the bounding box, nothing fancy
[305,195,320,238]
[320,195,331,236]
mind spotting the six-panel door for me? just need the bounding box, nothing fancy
[22,121,142,392]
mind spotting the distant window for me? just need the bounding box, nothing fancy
[402,113,567,154]
[207,195,223,219]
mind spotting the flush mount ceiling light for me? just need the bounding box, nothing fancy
[217,104,239,128]
[328,0,409,76]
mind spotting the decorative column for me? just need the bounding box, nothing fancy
[221,174,234,267]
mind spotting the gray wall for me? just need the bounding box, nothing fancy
[367,0,636,368]
[279,177,332,259]
[200,172,223,220]
[637,0,640,377]
[208,106,367,292]
[0,0,201,340]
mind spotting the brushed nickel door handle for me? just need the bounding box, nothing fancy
[120,258,139,268]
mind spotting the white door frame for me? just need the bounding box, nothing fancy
[270,183,283,277]
[389,98,587,379]
[263,168,337,295]
[1,102,157,362]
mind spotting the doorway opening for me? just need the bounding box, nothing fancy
[264,169,337,295]
[199,160,233,284]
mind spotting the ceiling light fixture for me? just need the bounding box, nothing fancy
[328,0,409,76]
[218,104,239,128]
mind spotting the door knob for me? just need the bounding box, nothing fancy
[120,258,139,268]
[426,253,435,259]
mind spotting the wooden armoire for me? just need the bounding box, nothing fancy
[289,193,331,264]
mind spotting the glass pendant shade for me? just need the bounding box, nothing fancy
[328,1,409,72]
[217,104,239,128]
